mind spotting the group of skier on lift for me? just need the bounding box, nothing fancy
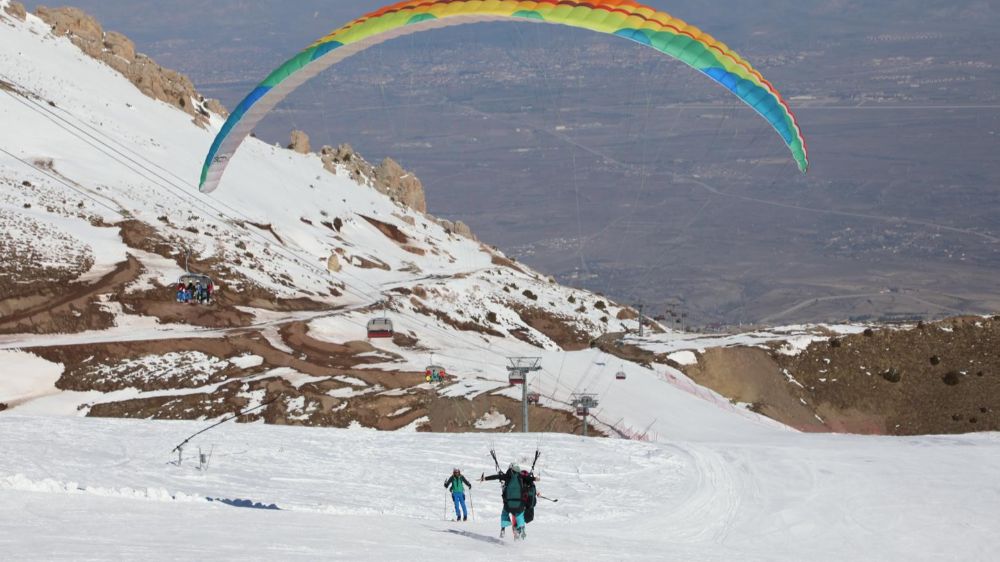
[175,279,213,305]
[444,451,541,540]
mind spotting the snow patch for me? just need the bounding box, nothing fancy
[667,350,698,366]
[474,410,511,430]
[0,350,64,405]
[229,354,265,369]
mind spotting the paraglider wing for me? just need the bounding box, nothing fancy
[200,0,808,193]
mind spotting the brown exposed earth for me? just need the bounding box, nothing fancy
[683,347,830,433]
[32,327,590,435]
[675,316,1000,435]
[509,304,592,351]
[0,255,138,335]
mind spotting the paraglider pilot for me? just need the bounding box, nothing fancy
[482,463,536,538]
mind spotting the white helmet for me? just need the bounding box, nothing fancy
[509,463,520,472]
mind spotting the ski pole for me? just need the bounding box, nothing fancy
[469,489,477,521]
[537,493,559,503]
[444,493,450,521]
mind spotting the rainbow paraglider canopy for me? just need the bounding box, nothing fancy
[200,0,809,193]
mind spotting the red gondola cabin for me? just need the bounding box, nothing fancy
[366,317,394,339]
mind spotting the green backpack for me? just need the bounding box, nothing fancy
[503,471,525,514]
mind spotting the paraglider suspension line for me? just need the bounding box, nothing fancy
[171,396,280,454]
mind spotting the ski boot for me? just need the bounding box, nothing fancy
[500,528,506,538]
[517,526,526,540]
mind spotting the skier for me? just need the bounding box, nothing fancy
[444,468,472,522]
[482,463,536,539]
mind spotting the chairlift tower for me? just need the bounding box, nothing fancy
[634,302,645,338]
[507,357,542,433]
[571,393,599,437]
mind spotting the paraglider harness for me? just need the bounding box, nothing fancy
[488,448,540,522]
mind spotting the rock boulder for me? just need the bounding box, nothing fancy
[3,1,26,20]
[374,157,426,214]
[288,130,311,154]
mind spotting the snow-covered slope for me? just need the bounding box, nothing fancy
[2,415,999,561]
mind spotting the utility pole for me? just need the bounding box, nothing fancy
[635,302,645,337]
[507,357,542,433]
[571,393,599,437]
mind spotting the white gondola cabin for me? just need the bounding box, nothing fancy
[527,392,541,405]
[366,317,394,339]
[508,370,525,385]
[576,405,589,417]
[615,370,627,381]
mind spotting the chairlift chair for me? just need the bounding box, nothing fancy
[425,364,447,383]
[367,317,394,339]
[174,249,215,305]
[178,273,213,286]
[174,273,215,304]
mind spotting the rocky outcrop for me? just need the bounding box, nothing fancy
[452,220,475,240]
[320,144,369,183]
[315,143,481,236]
[3,1,26,21]
[319,144,427,214]
[373,157,426,213]
[103,31,134,61]
[288,130,311,154]
[33,6,226,127]
[435,219,477,241]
